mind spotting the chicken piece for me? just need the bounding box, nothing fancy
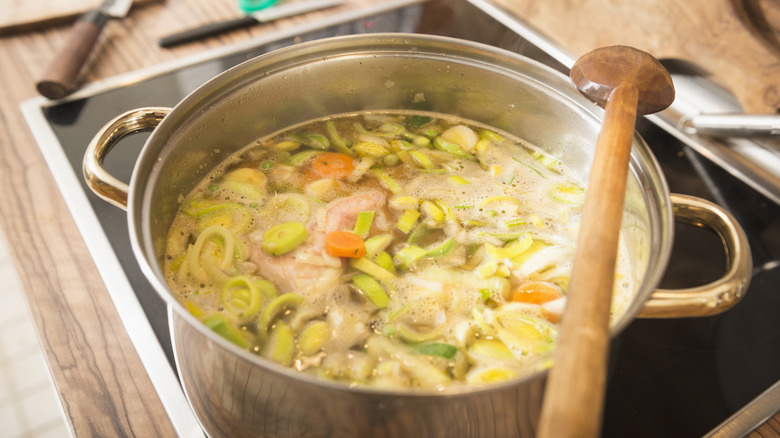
[250,190,389,296]
[316,190,388,233]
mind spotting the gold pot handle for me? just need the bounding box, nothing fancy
[83,107,171,210]
[638,193,752,318]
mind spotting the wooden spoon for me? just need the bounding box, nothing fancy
[537,46,674,438]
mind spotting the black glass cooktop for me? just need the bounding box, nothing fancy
[24,1,780,436]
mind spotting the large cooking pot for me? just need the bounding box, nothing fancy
[83,34,751,437]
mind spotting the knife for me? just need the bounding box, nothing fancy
[36,0,134,100]
[158,0,344,48]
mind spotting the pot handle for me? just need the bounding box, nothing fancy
[83,107,172,210]
[638,193,752,318]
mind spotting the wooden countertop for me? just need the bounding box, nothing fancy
[0,0,777,436]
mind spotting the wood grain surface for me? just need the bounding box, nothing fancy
[491,0,780,114]
[0,0,161,35]
[0,0,777,436]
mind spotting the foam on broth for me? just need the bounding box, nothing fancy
[164,110,635,390]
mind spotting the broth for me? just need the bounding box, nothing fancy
[163,111,634,390]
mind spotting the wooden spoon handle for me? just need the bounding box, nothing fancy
[537,85,639,438]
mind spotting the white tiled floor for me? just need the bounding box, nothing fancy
[0,230,71,438]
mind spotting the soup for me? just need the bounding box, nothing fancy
[164,111,634,390]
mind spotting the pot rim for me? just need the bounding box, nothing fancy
[128,32,674,396]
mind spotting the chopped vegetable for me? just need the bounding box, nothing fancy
[370,169,403,194]
[221,276,265,321]
[352,274,390,308]
[222,180,263,200]
[511,281,564,305]
[467,367,518,385]
[372,251,397,274]
[225,167,267,187]
[195,203,253,234]
[184,300,204,318]
[394,245,428,268]
[298,320,330,355]
[188,226,236,282]
[433,199,456,222]
[203,313,252,349]
[252,278,279,300]
[448,175,470,185]
[479,129,504,142]
[420,200,445,224]
[394,323,446,344]
[364,234,393,258]
[418,268,511,298]
[325,121,352,155]
[407,115,432,127]
[406,222,430,246]
[304,133,331,150]
[180,195,217,216]
[479,195,522,209]
[309,152,355,179]
[262,222,309,256]
[532,150,560,169]
[354,140,390,158]
[416,342,458,359]
[433,136,472,159]
[325,231,367,258]
[410,150,436,170]
[383,154,400,166]
[493,311,558,355]
[258,293,304,334]
[287,150,321,167]
[550,182,585,206]
[389,195,420,211]
[468,339,514,360]
[349,256,397,281]
[366,335,451,387]
[396,209,421,234]
[513,245,574,278]
[261,321,296,366]
[426,238,455,257]
[223,168,266,199]
[352,211,375,238]
[272,140,300,151]
[486,235,533,260]
[439,125,479,152]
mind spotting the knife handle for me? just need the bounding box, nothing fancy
[158,16,257,48]
[36,10,109,100]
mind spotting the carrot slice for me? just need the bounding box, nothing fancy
[325,231,367,258]
[308,152,355,179]
[511,281,563,305]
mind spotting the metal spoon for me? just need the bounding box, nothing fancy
[537,45,675,438]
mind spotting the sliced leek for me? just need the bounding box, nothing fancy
[349,256,397,281]
[396,209,420,234]
[352,274,390,308]
[352,211,375,238]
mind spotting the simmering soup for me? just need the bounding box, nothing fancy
[164,111,634,390]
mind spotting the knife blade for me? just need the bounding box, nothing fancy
[36,0,134,100]
[158,0,344,48]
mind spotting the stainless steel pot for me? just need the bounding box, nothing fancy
[83,34,752,437]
